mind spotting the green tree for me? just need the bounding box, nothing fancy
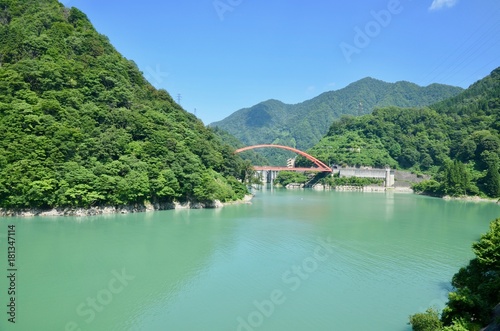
[442,161,471,196]
[481,152,500,198]
[441,319,469,331]
[409,308,443,331]
[483,163,500,198]
[275,171,308,186]
[440,218,500,328]
[456,139,476,162]
[150,169,180,201]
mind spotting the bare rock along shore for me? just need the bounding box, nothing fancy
[0,195,254,217]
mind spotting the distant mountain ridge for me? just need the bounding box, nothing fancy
[299,67,500,197]
[210,78,463,164]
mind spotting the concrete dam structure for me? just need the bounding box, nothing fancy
[256,167,395,188]
[336,167,395,187]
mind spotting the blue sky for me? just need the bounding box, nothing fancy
[60,0,500,124]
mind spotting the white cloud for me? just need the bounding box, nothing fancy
[429,0,459,11]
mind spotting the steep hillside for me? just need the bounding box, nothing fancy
[211,127,269,166]
[301,68,500,198]
[0,0,248,210]
[210,78,463,165]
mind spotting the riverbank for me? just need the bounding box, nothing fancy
[442,195,500,204]
[0,194,254,217]
[311,184,414,193]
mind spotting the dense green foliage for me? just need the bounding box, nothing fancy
[413,161,481,197]
[409,308,443,331]
[211,79,463,165]
[409,310,472,331]
[297,127,399,169]
[0,0,248,209]
[274,171,309,186]
[442,218,500,328]
[301,68,500,198]
[410,218,500,331]
[321,175,383,187]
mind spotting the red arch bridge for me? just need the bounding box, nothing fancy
[234,144,332,173]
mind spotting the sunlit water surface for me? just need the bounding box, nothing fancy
[0,189,499,331]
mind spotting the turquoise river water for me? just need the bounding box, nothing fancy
[0,189,499,331]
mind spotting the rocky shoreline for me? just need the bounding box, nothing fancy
[0,194,254,217]
[442,195,500,204]
[281,182,416,193]
[311,184,414,193]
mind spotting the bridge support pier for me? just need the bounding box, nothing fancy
[269,170,278,185]
[385,167,393,188]
[255,170,279,184]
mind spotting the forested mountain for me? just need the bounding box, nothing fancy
[301,67,500,198]
[211,127,269,166]
[0,0,249,209]
[210,78,463,165]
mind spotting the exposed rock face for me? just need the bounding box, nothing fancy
[482,304,500,331]
[0,195,253,217]
[285,183,304,189]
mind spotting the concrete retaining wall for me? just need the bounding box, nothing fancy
[338,168,395,187]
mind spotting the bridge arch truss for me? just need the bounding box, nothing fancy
[234,144,332,172]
